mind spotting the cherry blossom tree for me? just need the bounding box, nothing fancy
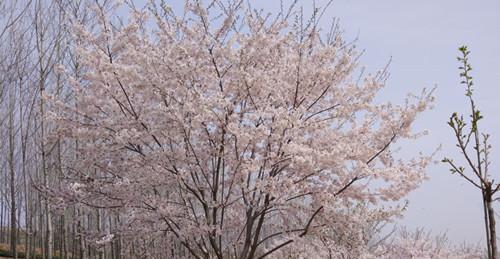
[370,228,483,259]
[48,1,434,258]
[272,226,484,259]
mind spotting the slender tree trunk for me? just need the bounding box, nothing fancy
[16,203,21,246]
[488,201,497,259]
[62,213,68,259]
[20,81,32,259]
[1,200,4,244]
[78,208,87,259]
[483,190,492,258]
[486,186,497,259]
[87,213,92,259]
[9,85,18,259]
[72,209,78,259]
[32,193,38,258]
[39,68,53,259]
[97,209,104,259]
[39,194,45,259]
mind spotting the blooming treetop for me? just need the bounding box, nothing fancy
[48,1,434,258]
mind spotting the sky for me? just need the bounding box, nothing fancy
[139,0,500,244]
[275,0,500,244]
[305,0,500,245]
[244,0,500,244]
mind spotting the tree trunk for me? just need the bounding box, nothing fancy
[486,187,497,259]
[62,213,68,259]
[1,199,4,244]
[9,86,17,259]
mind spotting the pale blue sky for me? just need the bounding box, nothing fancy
[317,0,500,245]
[246,0,500,244]
[133,0,500,244]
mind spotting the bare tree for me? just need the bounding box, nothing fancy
[442,45,498,259]
[8,64,18,259]
[0,2,34,258]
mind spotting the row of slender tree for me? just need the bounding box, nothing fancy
[0,1,127,258]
